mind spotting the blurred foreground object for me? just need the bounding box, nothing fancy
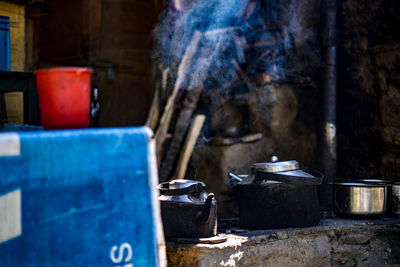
[0,127,166,266]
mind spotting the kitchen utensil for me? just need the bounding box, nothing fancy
[230,156,324,229]
[158,179,217,239]
[252,157,324,185]
[334,181,390,217]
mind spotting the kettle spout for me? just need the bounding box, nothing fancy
[196,193,215,223]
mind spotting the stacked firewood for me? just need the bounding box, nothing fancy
[147,1,315,182]
[146,23,287,182]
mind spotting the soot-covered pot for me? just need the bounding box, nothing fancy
[230,156,324,229]
[158,179,217,239]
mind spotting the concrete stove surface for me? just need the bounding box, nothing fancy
[167,217,400,266]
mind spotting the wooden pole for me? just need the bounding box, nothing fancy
[154,31,202,163]
[175,114,206,179]
[155,31,202,140]
[158,36,215,182]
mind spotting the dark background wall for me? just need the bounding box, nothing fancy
[338,0,400,180]
[187,0,400,218]
[5,0,400,180]
[26,0,162,126]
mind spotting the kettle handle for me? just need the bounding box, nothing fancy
[229,172,243,186]
[196,193,215,223]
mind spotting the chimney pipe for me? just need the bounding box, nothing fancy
[318,0,338,211]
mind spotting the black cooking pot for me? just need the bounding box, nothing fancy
[230,156,324,229]
[158,179,217,239]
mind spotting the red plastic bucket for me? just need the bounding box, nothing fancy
[35,67,93,129]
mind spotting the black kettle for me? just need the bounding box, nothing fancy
[158,179,217,239]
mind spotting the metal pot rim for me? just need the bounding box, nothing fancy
[252,160,299,173]
[356,179,392,184]
[334,182,390,187]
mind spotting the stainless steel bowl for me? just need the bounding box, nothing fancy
[334,182,390,217]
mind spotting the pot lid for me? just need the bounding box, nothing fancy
[250,156,324,185]
[158,179,206,197]
[168,179,205,190]
[252,156,299,173]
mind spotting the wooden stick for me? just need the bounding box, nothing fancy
[175,114,206,179]
[243,0,258,21]
[155,31,202,140]
[173,0,183,11]
[154,31,202,163]
[159,36,216,182]
[232,60,256,91]
[161,68,170,96]
[232,34,246,63]
[145,85,160,130]
[203,27,237,37]
[145,63,161,129]
[245,49,272,73]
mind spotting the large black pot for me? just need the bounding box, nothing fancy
[158,179,217,239]
[230,156,324,230]
[236,182,320,229]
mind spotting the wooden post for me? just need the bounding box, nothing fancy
[175,114,206,179]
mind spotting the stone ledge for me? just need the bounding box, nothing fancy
[167,218,400,267]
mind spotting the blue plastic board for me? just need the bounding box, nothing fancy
[0,16,11,71]
[0,127,165,266]
[1,124,42,132]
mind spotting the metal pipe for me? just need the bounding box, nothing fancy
[318,0,338,211]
